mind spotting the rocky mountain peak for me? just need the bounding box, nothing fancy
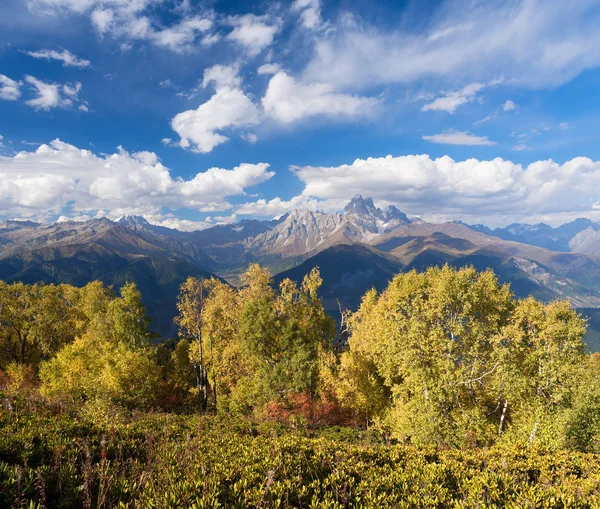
[344,195,410,224]
[116,215,151,227]
[344,195,378,217]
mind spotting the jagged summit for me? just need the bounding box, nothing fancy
[344,195,378,216]
[343,195,410,224]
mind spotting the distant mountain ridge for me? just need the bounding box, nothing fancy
[4,197,600,343]
[466,218,600,253]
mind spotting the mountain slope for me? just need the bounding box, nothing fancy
[370,225,600,307]
[274,243,403,314]
[0,219,216,338]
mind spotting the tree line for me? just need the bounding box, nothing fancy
[1,264,599,450]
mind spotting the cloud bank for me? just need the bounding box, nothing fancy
[0,139,274,221]
[238,153,600,226]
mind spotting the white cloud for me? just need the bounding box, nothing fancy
[0,75,21,101]
[171,68,379,151]
[237,195,322,216]
[91,8,115,33]
[171,65,260,153]
[241,132,258,144]
[262,71,379,123]
[238,153,600,225]
[226,14,281,56]
[503,99,517,111]
[473,113,497,126]
[423,130,496,146]
[201,33,220,47]
[152,16,213,52]
[291,0,323,30]
[28,0,150,15]
[171,90,260,153]
[24,76,85,111]
[24,76,64,110]
[36,0,213,52]
[257,63,281,75]
[0,139,274,220]
[422,82,484,113]
[427,22,473,42]
[303,1,600,91]
[202,64,241,90]
[24,49,90,68]
[152,216,215,232]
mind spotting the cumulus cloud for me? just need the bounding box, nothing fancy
[236,195,324,217]
[171,67,380,152]
[226,14,281,56]
[262,71,379,123]
[0,75,21,101]
[24,76,86,111]
[421,82,484,113]
[0,139,274,220]
[503,99,517,111]
[171,65,260,153]
[202,64,241,89]
[236,154,600,225]
[423,130,496,146]
[303,1,600,91]
[24,49,90,68]
[150,212,239,232]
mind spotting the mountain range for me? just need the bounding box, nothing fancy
[3,195,600,348]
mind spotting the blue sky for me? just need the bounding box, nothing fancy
[1,0,600,229]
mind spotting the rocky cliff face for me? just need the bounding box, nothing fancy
[246,196,414,257]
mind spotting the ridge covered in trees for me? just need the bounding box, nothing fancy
[2,264,600,506]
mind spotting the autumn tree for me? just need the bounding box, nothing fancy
[175,277,210,411]
[336,265,588,447]
[179,265,335,416]
[0,281,81,368]
[39,281,161,419]
[496,298,587,446]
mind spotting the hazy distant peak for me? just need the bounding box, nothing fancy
[115,215,151,226]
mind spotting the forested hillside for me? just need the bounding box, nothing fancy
[2,264,600,506]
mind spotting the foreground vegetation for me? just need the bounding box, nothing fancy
[2,410,600,508]
[2,264,600,506]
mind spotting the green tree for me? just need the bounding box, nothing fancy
[39,281,161,418]
[497,298,587,447]
[0,282,80,368]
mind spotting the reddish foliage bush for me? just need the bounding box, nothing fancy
[262,391,354,426]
